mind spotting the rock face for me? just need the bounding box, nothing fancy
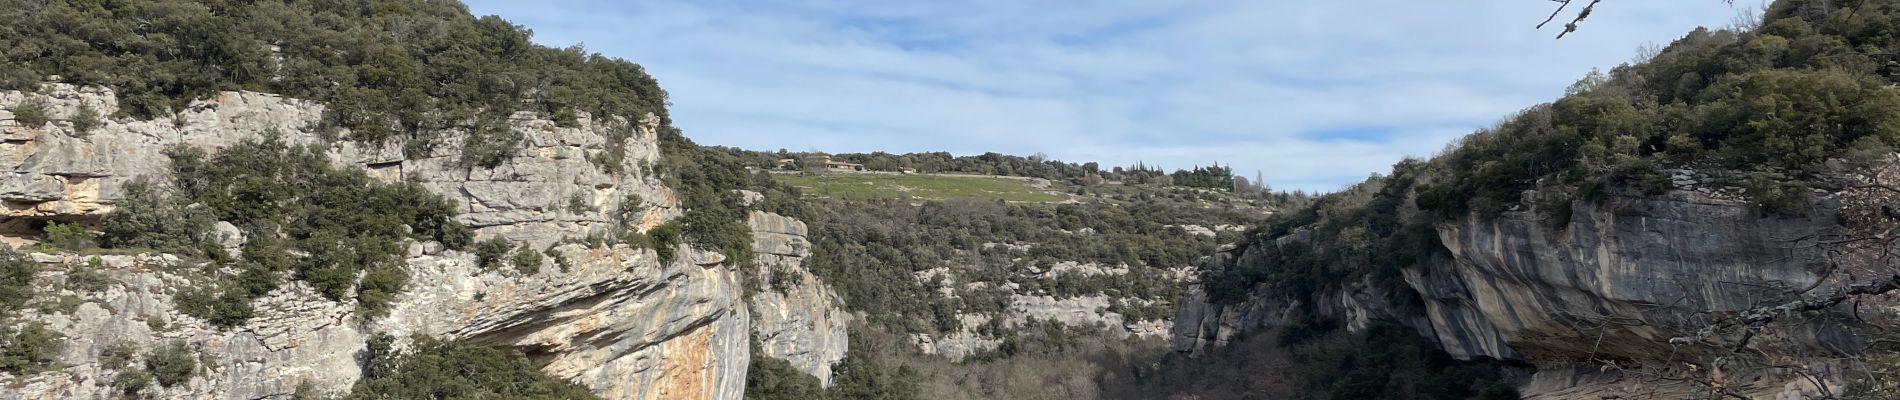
[0,85,746,400]
[0,83,678,248]
[905,258,1185,360]
[5,245,748,400]
[1172,183,1879,398]
[745,210,849,386]
[1415,190,1838,362]
[913,293,1178,360]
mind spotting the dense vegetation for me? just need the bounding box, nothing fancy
[0,248,62,377]
[0,323,63,376]
[652,130,776,267]
[1110,325,1519,400]
[744,317,1518,400]
[744,344,826,400]
[0,0,669,167]
[1169,164,1237,189]
[802,192,1256,334]
[145,340,199,388]
[347,334,601,399]
[1201,163,1437,309]
[0,248,33,316]
[1416,1,1900,219]
[746,331,923,400]
[713,147,1304,199]
[90,137,472,327]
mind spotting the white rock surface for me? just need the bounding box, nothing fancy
[745,211,849,386]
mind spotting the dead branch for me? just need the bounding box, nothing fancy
[1537,0,1575,29]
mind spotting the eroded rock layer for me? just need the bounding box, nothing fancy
[1172,174,1891,398]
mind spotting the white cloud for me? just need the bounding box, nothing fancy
[464,0,1738,192]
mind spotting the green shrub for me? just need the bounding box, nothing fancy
[1745,173,1811,217]
[567,194,591,214]
[746,340,824,400]
[41,221,96,251]
[828,332,919,400]
[361,334,399,380]
[145,340,196,387]
[112,369,154,398]
[475,237,514,271]
[36,293,84,314]
[72,103,101,134]
[511,245,542,275]
[99,341,139,369]
[100,178,215,256]
[175,285,255,329]
[439,223,475,253]
[346,335,601,400]
[459,121,524,169]
[63,257,110,292]
[10,102,46,128]
[552,107,579,127]
[0,247,34,315]
[0,323,64,375]
[356,266,408,319]
[615,194,646,223]
[547,248,572,273]
[646,222,681,264]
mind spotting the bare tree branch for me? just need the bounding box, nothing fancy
[1542,0,1739,39]
[1537,0,1574,30]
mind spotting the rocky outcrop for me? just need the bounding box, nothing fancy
[911,313,1004,360]
[0,85,746,400]
[5,244,748,400]
[1172,178,1883,398]
[1413,190,1835,358]
[0,83,677,248]
[1040,261,1128,277]
[1164,224,1247,238]
[913,293,1177,360]
[745,211,849,386]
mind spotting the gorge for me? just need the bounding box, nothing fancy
[3,0,1900,399]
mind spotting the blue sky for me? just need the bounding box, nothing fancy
[463,0,1743,192]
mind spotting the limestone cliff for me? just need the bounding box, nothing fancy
[0,84,748,400]
[1172,167,1898,398]
[745,210,849,386]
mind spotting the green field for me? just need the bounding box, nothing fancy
[774,173,1068,202]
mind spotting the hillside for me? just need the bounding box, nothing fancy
[0,1,790,399]
[1167,1,1900,398]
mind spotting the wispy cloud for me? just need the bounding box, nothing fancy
[465,0,1739,192]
